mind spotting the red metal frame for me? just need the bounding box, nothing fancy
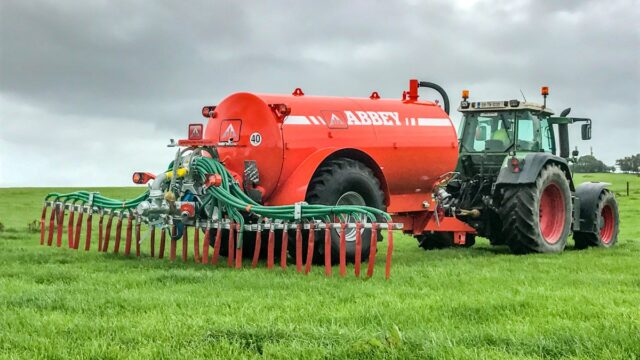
[177,139,218,147]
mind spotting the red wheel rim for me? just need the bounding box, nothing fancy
[538,183,565,244]
[599,205,615,244]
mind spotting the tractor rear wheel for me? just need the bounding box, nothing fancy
[303,158,386,263]
[574,190,619,249]
[499,163,572,253]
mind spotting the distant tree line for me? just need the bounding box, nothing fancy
[572,155,615,173]
[616,154,640,173]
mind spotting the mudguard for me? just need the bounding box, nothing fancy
[267,148,337,206]
[575,182,611,233]
[495,153,574,191]
[267,148,389,207]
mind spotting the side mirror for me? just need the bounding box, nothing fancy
[560,108,571,117]
[581,123,592,140]
[476,126,488,141]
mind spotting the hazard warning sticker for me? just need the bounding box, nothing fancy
[321,110,348,129]
[220,119,241,142]
[188,124,203,140]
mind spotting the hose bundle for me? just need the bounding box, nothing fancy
[40,147,397,279]
[191,156,391,233]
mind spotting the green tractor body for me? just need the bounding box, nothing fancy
[425,89,619,253]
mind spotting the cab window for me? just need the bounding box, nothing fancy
[540,117,555,154]
[461,112,515,152]
[516,111,543,152]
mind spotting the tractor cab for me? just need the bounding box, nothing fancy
[455,87,591,180]
[458,102,554,152]
[440,86,613,253]
[457,97,555,178]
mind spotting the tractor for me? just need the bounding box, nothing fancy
[418,87,620,253]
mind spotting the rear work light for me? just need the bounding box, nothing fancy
[269,103,291,117]
[132,172,156,184]
[202,106,216,118]
[510,157,521,173]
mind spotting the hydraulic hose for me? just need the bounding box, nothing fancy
[191,156,390,223]
[45,190,149,209]
[44,152,392,241]
[419,81,450,115]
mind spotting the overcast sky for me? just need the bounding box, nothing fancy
[1,0,638,187]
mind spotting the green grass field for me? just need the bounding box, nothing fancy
[1,173,639,359]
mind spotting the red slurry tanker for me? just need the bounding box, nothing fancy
[203,80,471,257]
[40,80,619,278]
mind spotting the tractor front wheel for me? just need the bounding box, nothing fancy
[499,163,572,253]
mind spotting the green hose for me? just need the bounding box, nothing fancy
[44,190,149,210]
[44,153,391,247]
[191,156,391,222]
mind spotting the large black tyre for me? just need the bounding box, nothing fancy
[416,232,475,249]
[499,163,572,254]
[302,158,386,263]
[573,190,619,249]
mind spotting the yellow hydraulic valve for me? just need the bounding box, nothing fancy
[165,167,188,179]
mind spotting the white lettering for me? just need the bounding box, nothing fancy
[367,111,383,125]
[356,111,372,125]
[336,111,405,127]
[379,112,393,126]
[389,112,400,125]
[345,111,361,125]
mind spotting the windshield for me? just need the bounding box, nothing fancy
[460,111,515,152]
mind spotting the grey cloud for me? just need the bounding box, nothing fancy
[1,0,638,186]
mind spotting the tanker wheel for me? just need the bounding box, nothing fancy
[498,163,572,254]
[416,232,476,250]
[302,158,386,263]
[573,190,619,249]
